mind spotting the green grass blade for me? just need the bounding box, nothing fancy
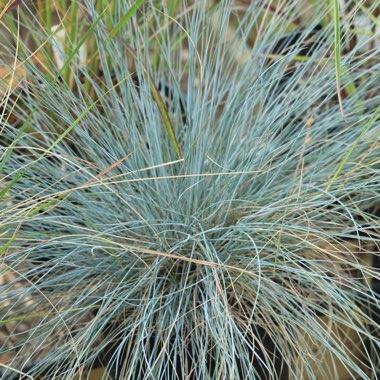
[0,228,18,256]
[55,9,107,82]
[0,173,22,199]
[332,0,344,116]
[63,0,79,85]
[26,194,66,217]
[106,0,145,42]
[0,112,33,173]
[326,103,380,191]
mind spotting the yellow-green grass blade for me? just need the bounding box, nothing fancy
[0,306,97,327]
[26,194,66,217]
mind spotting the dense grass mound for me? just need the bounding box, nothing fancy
[0,1,379,379]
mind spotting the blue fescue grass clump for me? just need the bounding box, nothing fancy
[0,0,380,379]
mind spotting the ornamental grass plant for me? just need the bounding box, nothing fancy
[0,0,379,379]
